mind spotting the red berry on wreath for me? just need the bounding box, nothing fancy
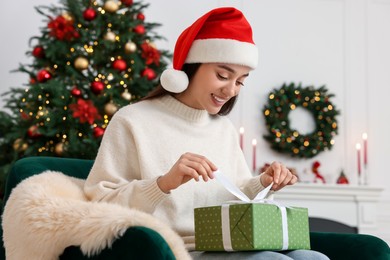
[112,59,127,72]
[37,69,52,82]
[83,8,97,21]
[32,46,45,58]
[90,81,105,94]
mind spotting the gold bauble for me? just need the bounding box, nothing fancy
[55,142,64,156]
[124,41,137,53]
[62,12,74,22]
[13,138,28,152]
[104,0,119,13]
[74,57,89,70]
[121,90,132,101]
[104,102,118,116]
[104,31,116,42]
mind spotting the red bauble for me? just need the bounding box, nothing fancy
[136,13,145,21]
[90,81,105,94]
[337,171,349,184]
[112,59,127,72]
[30,78,37,84]
[27,125,42,138]
[83,8,97,21]
[71,86,82,97]
[141,68,156,80]
[37,69,52,82]
[93,126,105,138]
[121,0,133,6]
[32,46,45,58]
[133,24,145,34]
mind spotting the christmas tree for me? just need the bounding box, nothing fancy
[0,0,170,200]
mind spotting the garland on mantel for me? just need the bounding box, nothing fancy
[263,82,340,158]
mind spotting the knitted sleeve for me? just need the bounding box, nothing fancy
[83,111,169,213]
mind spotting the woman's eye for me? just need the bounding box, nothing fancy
[217,73,228,80]
[236,81,244,87]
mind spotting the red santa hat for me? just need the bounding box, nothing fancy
[160,7,258,93]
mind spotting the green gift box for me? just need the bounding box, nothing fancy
[194,203,310,251]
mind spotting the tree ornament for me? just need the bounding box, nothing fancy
[90,81,105,94]
[104,102,118,116]
[141,68,156,80]
[32,46,45,58]
[61,12,74,22]
[83,8,97,21]
[121,0,133,6]
[27,125,42,138]
[124,41,137,53]
[48,15,79,41]
[136,13,145,21]
[133,24,145,34]
[112,59,127,72]
[93,126,105,138]
[37,69,52,82]
[104,31,116,42]
[337,170,349,184]
[263,82,340,158]
[141,42,160,65]
[55,142,64,156]
[69,98,101,124]
[74,57,89,70]
[104,0,119,13]
[13,138,28,152]
[121,89,132,101]
[70,86,82,97]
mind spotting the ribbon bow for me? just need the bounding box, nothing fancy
[213,170,289,251]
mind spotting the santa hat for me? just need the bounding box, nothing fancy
[160,7,258,93]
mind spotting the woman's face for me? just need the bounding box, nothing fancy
[175,63,251,115]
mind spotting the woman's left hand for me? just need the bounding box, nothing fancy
[260,161,298,191]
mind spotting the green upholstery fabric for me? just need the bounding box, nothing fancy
[310,232,390,260]
[1,156,389,260]
[0,156,176,260]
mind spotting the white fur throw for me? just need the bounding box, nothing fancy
[2,171,191,260]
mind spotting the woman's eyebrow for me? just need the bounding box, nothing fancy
[217,65,249,77]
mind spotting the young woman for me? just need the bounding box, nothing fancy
[84,7,329,260]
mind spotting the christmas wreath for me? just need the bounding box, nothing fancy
[263,82,340,158]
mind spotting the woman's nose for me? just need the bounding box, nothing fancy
[221,82,238,97]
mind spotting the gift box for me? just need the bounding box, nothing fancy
[194,203,310,251]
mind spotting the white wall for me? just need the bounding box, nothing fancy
[1,0,389,243]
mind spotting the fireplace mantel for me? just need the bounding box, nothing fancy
[274,183,384,233]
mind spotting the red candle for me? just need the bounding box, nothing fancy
[356,143,361,177]
[362,133,368,167]
[239,127,244,150]
[252,139,257,172]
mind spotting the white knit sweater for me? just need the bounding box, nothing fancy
[84,94,264,249]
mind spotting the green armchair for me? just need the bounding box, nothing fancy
[1,156,389,260]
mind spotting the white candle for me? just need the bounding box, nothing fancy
[239,127,244,150]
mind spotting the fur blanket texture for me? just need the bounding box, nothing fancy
[2,171,191,260]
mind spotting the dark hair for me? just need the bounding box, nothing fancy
[143,63,237,116]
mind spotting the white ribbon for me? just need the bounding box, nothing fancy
[213,170,289,251]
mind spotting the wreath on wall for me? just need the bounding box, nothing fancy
[263,82,340,158]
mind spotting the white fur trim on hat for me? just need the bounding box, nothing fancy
[160,68,189,93]
[185,39,258,69]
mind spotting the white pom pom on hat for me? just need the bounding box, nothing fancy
[160,7,259,93]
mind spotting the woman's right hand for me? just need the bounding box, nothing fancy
[157,152,218,193]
